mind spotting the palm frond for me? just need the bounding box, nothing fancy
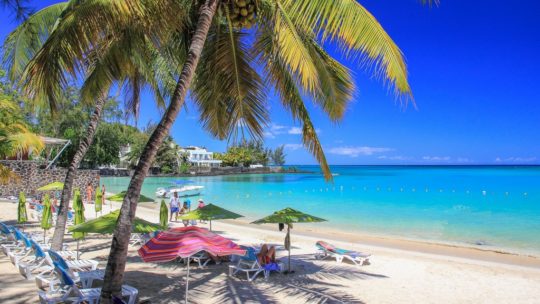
[0,163,20,185]
[192,24,268,141]
[282,0,412,99]
[2,2,67,83]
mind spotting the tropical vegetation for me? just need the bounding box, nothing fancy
[0,0,437,301]
[214,140,273,167]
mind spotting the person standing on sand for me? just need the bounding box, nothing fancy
[169,192,180,222]
[86,183,93,204]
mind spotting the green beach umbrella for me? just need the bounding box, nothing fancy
[72,190,86,258]
[179,203,243,231]
[17,192,27,227]
[107,191,154,203]
[41,194,53,242]
[37,181,64,191]
[252,207,327,273]
[69,210,161,234]
[160,200,168,229]
[95,186,103,215]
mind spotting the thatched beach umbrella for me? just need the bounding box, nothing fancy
[160,200,168,229]
[179,203,243,231]
[40,194,53,243]
[94,186,103,216]
[37,181,64,191]
[72,190,86,259]
[69,210,161,235]
[17,192,27,229]
[252,207,326,273]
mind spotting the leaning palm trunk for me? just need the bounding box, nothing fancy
[99,0,219,302]
[50,96,106,250]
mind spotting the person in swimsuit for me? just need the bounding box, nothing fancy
[257,244,276,266]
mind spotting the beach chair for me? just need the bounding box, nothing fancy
[0,222,17,245]
[228,247,280,281]
[188,251,211,267]
[38,262,138,304]
[36,250,103,290]
[19,240,78,280]
[2,227,26,255]
[315,241,371,266]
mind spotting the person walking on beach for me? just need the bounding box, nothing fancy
[169,192,180,222]
[85,183,93,204]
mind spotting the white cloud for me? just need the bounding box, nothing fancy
[284,144,303,150]
[288,127,302,135]
[456,157,472,163]
[422,156,451,161]
[329,146,392,157]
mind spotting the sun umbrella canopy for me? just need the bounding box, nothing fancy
[179,203,243,221]
[37,181,64,191]
[251,207,327,224]
[17,192,27,224]
[69,210,161,234]
[160,200,168,229]
[107,191,154,203]
[252,207,326,273]
[72,190,86,240]
[41,194,53,230]
[138,226,246,262]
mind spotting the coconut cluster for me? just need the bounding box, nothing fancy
[226,0,257,29]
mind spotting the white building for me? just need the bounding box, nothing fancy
[179,146,222,168]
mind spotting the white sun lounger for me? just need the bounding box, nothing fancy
[315,241,371,266]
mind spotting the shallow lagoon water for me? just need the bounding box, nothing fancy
[102,166,540,255]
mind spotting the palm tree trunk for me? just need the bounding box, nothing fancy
[99,0,219,302]
[50,96,106,250]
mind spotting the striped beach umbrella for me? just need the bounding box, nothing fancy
[17,191,27,226]
[160,200,168,229]
[139,226,245,304]
[41,194,53,242]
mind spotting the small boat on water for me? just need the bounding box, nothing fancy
[155,180,204,198]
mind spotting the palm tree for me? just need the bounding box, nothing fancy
[2,2,170,250]
[13,0,438,301]
[0,97,44,183]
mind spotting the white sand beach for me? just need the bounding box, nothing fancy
[1,199,540,304]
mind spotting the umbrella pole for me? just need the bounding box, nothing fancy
[44,229,46,243]
[185,257,190,304]
[210,220,212,231]
[288,226,291,273]
[77,240,80,260]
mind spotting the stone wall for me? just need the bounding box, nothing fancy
[0,161,100,198]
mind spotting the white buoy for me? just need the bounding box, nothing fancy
[400,188,404,192]
[482,190,486,196]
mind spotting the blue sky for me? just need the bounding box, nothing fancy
[1,1,540,165]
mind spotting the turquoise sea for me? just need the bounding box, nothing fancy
[102,166,540,255]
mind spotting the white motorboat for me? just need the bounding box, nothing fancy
[155,185,204,198]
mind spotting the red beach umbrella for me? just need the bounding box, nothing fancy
[138,226,245,303]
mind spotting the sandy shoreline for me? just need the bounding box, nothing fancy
[135,201,540,269]
[2,199,540,303]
